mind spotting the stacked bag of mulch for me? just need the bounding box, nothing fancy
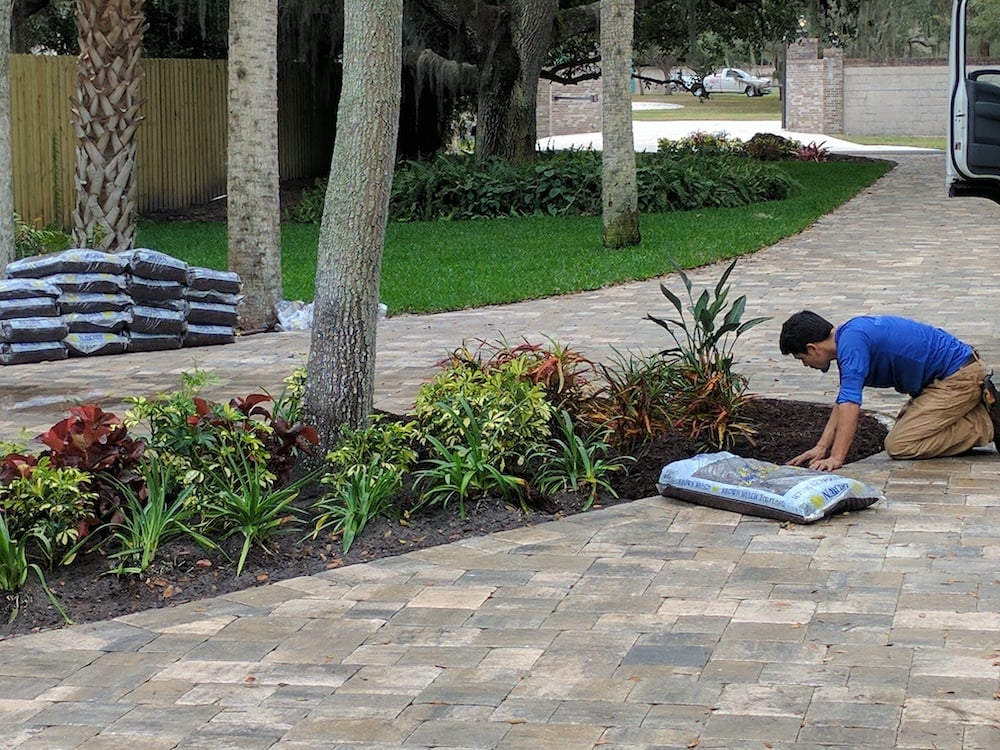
[122,248,189,352]
[6,249,131,357]
[0,278,68,364]
[1,247,243,364]
[183,267,241,347]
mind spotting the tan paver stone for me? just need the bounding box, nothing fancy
[962,723,1000,749]
[731,599,816,624]
[701,713,803,742]
[713,683,811,716]
[893,610,1000,630]
[280,717,419,744]
[495,722,603,750]
[405,585,495,610]
[900,697,1000,726]
[176,681,280,707]
[77,734,178,749]
[337,665,442,695]
[895,720,966,749]
[0,699,49,727]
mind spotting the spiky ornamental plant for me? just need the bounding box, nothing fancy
[646,258,770,448]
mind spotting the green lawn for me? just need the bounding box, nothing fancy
[136,159,891,315]
[632,93,782,121]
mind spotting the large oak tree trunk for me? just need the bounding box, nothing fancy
[227,0,281,330]
[600,0,640,248]
[304,0,403,453]
[474,0,557,165]
[71,0,145,252]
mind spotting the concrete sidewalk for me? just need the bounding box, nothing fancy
[1,153,999,749]
[538,118,941,154]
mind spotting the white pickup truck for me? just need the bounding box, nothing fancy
[948,0,1000,204]
[702,68,772,97]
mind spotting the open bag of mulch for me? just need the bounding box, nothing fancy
[656,451,884,524]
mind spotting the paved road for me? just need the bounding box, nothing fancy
[1,152,999,749]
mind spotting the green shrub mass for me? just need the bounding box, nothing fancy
[290,149,799,224]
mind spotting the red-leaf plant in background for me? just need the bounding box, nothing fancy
[185,393,319,484]
[35,405,146,531]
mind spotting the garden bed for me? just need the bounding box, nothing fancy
[0,397,887,639]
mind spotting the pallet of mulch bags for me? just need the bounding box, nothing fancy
[1,248,243,363]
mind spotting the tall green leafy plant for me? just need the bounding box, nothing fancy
[532,411,633,509]
[102,458,217,575]
[413,397,529,518]
[201,452,318,577]
[646,258,769,448]
[0,513,71,624]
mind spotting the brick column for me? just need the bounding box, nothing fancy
[786,38,844,134]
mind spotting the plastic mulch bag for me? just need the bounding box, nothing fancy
[127,276,185,301]
[127,332,183,352]
[58,293,133,314]
[64,332,129,357]
[0,278,61,300]
[186,301,238,327]
[183,323,236,347]
[130,305,187,335]
[6,249,127,278]
[0,297,60,320]
[121,248,189,283]
[1,340,68,365]
[186,267,242,294]
[63,310,132,334]
[656,451,884,524]
[46,273,127,294]
[183,288,244,307]
[0,317,69,343]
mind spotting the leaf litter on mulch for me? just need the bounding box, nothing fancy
[0,398,887,639]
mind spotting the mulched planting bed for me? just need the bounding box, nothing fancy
[0,397,887,639]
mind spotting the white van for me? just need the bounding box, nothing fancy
[948,0,1000,203]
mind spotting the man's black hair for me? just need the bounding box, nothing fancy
[779,310,834,356]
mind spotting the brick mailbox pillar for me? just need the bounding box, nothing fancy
[785,39,844,135]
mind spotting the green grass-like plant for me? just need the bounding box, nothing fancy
[532,411,633,510]
[202,453,317,577]
[103,458,217,575]
[0,513,71,624]
[310,461,400,553]
[413,398,529,518]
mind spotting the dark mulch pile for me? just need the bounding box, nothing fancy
[0,398,887,640]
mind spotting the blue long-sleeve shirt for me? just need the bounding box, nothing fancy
[835,316,973,405]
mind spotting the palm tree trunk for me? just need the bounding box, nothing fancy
[227,0,281,330]
[71,0,146,252]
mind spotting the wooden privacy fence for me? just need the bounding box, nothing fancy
[10,55,335,229]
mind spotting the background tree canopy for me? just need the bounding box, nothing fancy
[12,0,991,162]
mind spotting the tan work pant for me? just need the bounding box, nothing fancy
[884,358,993,459]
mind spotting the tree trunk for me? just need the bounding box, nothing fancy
[304,0,403,454]
[0,0,14,266]
[227,0,281,331]
[474,0,557,165]
[600,0,640,248]
[71,0,145,252]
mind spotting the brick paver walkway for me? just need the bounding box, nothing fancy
[1,153,998,749]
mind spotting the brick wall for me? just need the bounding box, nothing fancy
[786,40,999,137]
[536,78,602,139]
